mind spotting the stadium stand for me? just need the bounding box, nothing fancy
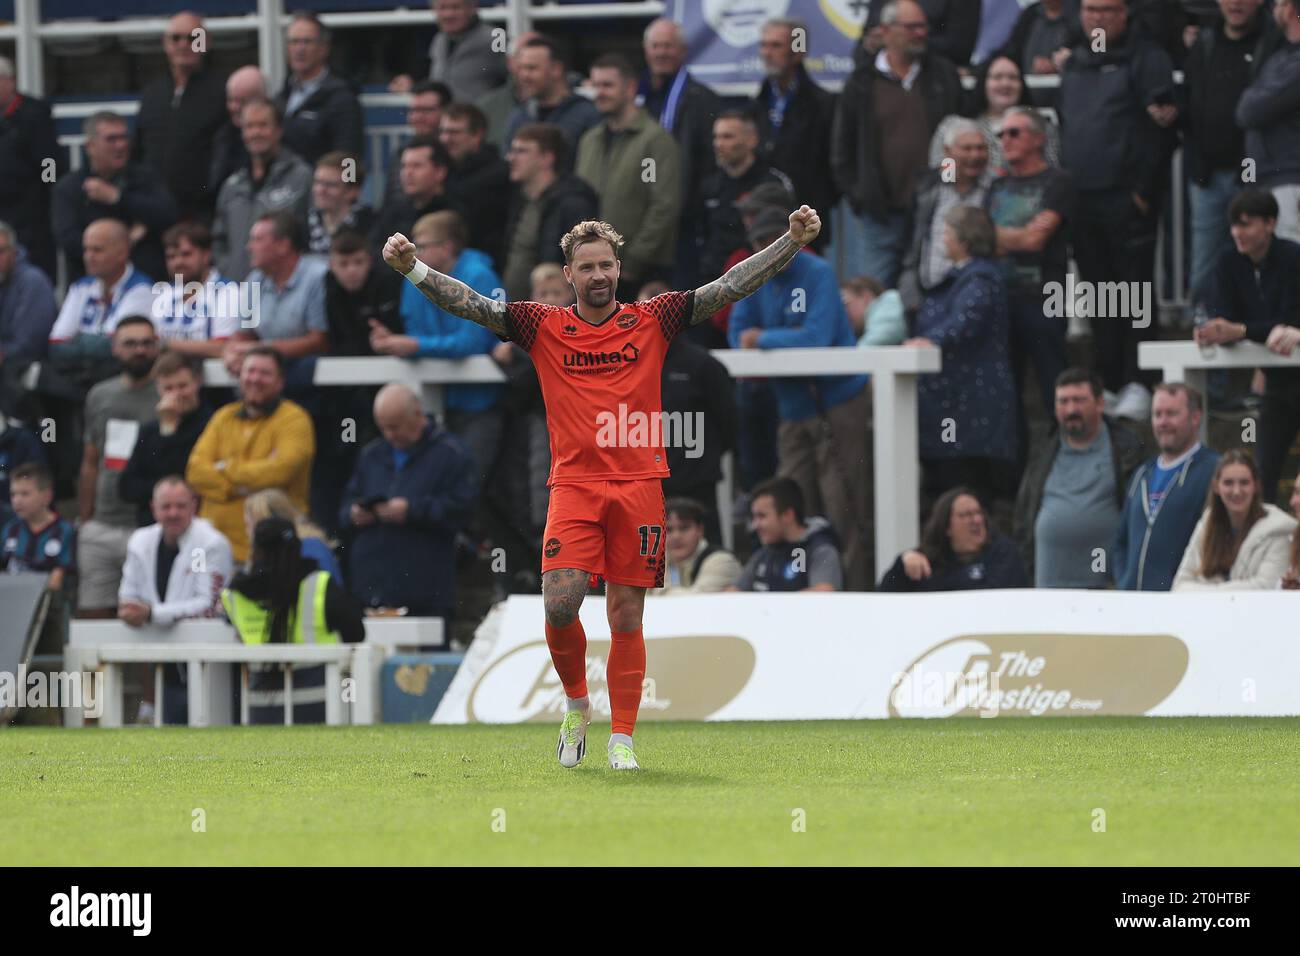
[1,0,1299,729]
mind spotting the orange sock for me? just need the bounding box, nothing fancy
[607,628,646,736]
[544,618,588,700]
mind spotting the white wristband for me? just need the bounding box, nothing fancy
[403,259,429,286]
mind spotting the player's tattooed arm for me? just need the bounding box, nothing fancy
[382,232,509,338]
[413,270,509,338]
[690,205,821,325]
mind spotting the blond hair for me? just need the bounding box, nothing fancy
[530,262,565,287]
[244,489,330,545]
[560,220,624,264]
[411,209,467,250]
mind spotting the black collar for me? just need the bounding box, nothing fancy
[573,301,622,328]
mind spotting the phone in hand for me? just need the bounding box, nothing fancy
[360,495,389,511]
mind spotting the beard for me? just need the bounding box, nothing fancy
[582,282,614,308]
[123,356,155,380]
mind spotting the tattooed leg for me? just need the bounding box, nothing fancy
[542,568,589,627]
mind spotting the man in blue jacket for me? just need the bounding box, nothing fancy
[1113,383,1219,590]
[0,224,57,374]
[339,384,477,625]
[728,207,872,590]
[368,209,505,487]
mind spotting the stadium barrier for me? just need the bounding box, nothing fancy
[63,617,446,727]
[436,591,1300,724]
[200,347,942,574]
[1139,340,1300,443]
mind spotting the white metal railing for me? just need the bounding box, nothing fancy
[64,617,447,727]
[1139,340,1300,441]
[202,347,941,575]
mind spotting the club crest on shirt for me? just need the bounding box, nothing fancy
[616,312,638,330]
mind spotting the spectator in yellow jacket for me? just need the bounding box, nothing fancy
[186,345,314,561]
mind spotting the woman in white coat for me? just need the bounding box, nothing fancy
[1173,450,1298,591]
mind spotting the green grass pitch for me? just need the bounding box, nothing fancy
[4,718,1298,866]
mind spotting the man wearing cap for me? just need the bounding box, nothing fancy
[727,206,873,590]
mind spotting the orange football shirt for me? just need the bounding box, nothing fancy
[504,292,693,485]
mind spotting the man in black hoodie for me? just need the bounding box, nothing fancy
[368,137,466,254]
[1057,0,1177,418]
[325,229,402,356]
[440,102,510,268]
[500,122,598,300]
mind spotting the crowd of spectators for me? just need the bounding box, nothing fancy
[1,0,1299,683]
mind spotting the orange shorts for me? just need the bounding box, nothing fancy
[541,479,666,588]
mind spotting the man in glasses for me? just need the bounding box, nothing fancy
[274,11,363,164]
[53,111,179,283]
[379,80,451,209]
[986,105,1076,421]
[134,11,229,221]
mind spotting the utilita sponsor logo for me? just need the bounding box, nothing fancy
[562,342,640,367]
[887,634,1189,718]
[468,636,756,723]
[50,886,151,936]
